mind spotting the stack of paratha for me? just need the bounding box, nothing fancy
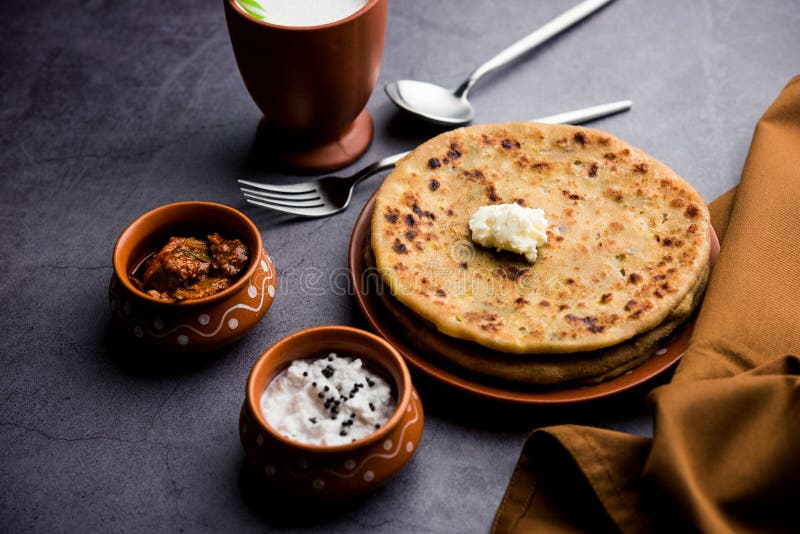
[369,123,711,386]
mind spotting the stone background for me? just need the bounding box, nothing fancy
[1,0,798,532]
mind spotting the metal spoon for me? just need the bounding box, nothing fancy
[385,0,615,125]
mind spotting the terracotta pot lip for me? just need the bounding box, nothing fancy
[226,0,381,31]
[246,325,413,454]
[112,201,265,308]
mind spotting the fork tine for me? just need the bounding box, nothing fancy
[237,178,318,194]
[239,187,322,202]
[242,191,326,208]
[245,198,338,217]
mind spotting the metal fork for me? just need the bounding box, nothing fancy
[239,100,632,218]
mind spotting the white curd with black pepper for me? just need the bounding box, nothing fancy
[261,353,396,446]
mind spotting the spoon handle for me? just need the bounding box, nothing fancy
[455,0,615,98]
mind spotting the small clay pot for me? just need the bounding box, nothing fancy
[223,0,388,173]
[109,201,276,352]
[240,326,424,497]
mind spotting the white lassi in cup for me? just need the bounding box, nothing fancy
[235,0,369,27]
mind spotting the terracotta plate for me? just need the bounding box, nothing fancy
[349,192,718,405]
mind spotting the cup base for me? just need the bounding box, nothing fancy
[257,109,374,174]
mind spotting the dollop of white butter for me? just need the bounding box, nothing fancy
[468,203,549,263]
[261,353,396,446]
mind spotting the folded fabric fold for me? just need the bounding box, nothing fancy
[493,75,800,534]
[645,355,800,533]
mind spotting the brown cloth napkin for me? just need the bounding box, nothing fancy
[493,76,800,534]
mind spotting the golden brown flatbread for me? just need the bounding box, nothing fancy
[371,123,711,354]
[366,239,709,386]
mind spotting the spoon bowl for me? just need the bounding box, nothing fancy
[384,80,474,126]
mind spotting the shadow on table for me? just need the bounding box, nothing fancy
[237,459,385,528]
[100,322,231,378]
[380,110,451,146]
[241,108,450,175]
[409,366,672,434]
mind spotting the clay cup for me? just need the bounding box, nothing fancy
[224,0,388,172]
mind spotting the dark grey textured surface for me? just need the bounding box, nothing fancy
[1,0,798,532]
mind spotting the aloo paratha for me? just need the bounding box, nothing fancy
[371,123,711,354]
[367,238,709,385]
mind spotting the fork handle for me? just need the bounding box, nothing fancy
[533,99,631,125]
[349,150,411,187]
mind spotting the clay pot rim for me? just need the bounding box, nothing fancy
[246,325,413,454]
[112,201,264,308]
[226,0,381,31]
